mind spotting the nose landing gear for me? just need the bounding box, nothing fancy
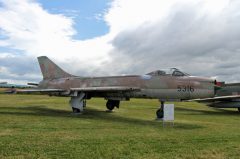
[156,101,164,119]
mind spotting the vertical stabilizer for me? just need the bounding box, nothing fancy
[38,56,73,79]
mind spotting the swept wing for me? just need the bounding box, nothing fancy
[17,86,140,94]
[70,86,140,92]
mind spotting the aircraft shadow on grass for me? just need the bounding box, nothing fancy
[0,105,204,130]
[175,107,239,116]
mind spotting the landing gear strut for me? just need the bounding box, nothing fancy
[69,92,86,114]
[156,101,164,119]
[106,100,120,111]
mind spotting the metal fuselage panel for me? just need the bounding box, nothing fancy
[38,75,215,100]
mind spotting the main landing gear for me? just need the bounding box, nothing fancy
[238,108,240,113]
[156,101,164,119]
[106,100,120,111]
[69,92,86,114]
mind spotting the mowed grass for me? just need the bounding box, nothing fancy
[0,94,240,159]
[0,88,7,93]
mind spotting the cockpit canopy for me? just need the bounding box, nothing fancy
[146,68,189,77]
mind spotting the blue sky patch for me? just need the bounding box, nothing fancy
[37,0,111,40]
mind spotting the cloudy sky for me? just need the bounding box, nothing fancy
[0,0,240,84]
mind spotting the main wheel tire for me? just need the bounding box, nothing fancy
[114,100,120,108]
[72,107,80,113]
[106,101,115,110]
[238,108,240,112]
[156,109,164,119]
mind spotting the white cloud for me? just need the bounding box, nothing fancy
[0,0,112,65]
[0,40,9,47]
[102,0,240,82]
[0,0,240,84]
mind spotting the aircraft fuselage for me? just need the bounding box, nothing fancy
[39,74,215,101]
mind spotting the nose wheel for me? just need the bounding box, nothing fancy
[156,109,164,118]
[156,101,164,119]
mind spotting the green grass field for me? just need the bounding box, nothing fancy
[0,94,240,159]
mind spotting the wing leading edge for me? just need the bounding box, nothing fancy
[17,86,141,94]
[70,86,140,92]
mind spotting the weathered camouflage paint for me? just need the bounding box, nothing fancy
[37,56,215,101]
[38,56,74,79]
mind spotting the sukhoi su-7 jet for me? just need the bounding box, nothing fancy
[19,56,218,117]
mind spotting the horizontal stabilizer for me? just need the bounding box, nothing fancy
[27,83,39,86]
[17,89,66,93]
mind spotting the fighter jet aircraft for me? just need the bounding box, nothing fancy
[192,82,240,112]
[0,82,33,94]
[0,82,32,88]
[19,56,217,117]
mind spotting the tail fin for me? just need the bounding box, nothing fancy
[38,56,73,79]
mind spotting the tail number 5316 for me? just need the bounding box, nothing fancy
[177,86,194,92]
